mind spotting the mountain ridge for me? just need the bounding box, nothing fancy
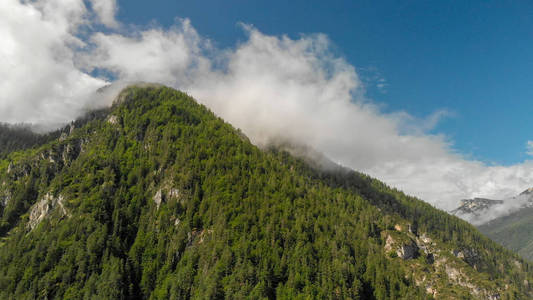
[0,85,531,299]
[451,188,533,225]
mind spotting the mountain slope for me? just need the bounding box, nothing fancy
[479,206,533,261]
[0,86,531,299]
[0,123,60,159]
[450,189,533,261]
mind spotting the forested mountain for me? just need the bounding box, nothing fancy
[0,86,532,299]
[0,123,59,159]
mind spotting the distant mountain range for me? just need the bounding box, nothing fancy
[452,188,533,225]
[451,198,505,224]
[451,188,533,260]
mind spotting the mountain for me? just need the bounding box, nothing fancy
[450,198,504,225]
[0,86,531,299]
[451,189,533,225]
[479,206,533,261]
[0,123,61,159]
[476,188,533,261]
[450,189,533,261]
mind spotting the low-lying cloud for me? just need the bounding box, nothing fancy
[2,0,533,217]
[454,191,533,226]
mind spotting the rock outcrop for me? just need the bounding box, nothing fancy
[0,181,11,207]
[153,189,163,209]
[383,225,505,299]
[152,177,181,210]
[384,232,419,260]
[453,248,481,269]
[28,193,68,230]
[107,115,119,125]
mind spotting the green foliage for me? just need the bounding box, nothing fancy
[0,86,530,299]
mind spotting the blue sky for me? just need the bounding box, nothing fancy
[118,0,533,165]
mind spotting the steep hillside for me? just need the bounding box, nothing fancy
[479,207,533,261]
[0,123,59,159]
[0,86,531,299]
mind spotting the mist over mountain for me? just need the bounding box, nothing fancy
[0,86,531,299]
[447,188,533,262]
[447,187,533,262]
[4,0,533,214]
[451,189,533,226]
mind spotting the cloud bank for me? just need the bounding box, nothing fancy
[2,0,533,216]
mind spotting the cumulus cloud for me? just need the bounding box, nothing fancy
[2,0,533,218]
[0,0,106,128]
[88,0,119,28]
[84,19,211,86]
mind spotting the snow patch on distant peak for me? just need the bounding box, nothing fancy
[451,189,533,225]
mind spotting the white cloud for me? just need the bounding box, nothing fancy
[0,0,106,127]
[3,0,533,219]
[84,19,211,86]
[89,0,119,28]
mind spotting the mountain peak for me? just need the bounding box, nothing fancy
[452,197,504,214]
[0,86,532,299]
[111,82,167,106]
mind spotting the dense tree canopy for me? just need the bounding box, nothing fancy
[0,86,531,299]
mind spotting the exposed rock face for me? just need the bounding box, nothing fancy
[385,229,504,299]
[107,115,119,125]
[0,194,9,207]
[28,193,68,230]
[452,198,505,225]
[384,235,394,252]
[426,286,437,297]
[451,198,504,223]
[397,242,419,259]
[187,229,201,247]
[153,190,163,209]
[168,188,179,199]
[384,233,419,260]
[419,233,433,244]
[445,265,461,281]
[452,187,533,225]
[153,187,180,209]
[0,182,11,207]
[453,248,481,269]
[6,139,85,185]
